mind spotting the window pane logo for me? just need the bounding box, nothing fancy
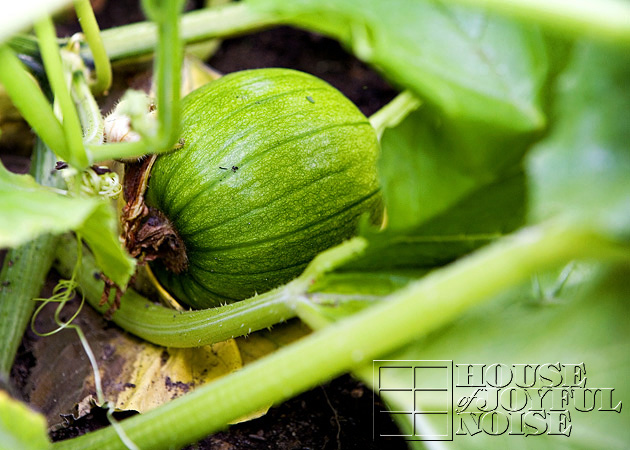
[374,360,454,441]
[373,361,623,442]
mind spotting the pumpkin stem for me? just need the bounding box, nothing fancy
[121,155,188,274]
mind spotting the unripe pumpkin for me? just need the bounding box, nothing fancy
[144,68,381,309]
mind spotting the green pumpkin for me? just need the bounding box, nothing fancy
[145,68,381,309]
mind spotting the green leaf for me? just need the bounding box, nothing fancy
[0,163,135,286]
[0,162,97,246]
[527,43,630,238]
[249,1,564,281]
[0,0,72,44]
[76,203,136,288]
[248,0,550,132]
[305,271,419,324]
[0,390,50,450]
[347,166,526,272]
[378,107,531,230]
[365,262,630,448]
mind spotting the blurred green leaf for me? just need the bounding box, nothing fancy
[0,390,50,450]
[378,108,529,228]
[0,163,135,286]
[365,262,629,448]
[347,167,526,271]
[0,162,97,246]
[527,43,630,238]
[248,0,551,133]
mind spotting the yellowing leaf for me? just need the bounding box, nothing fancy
[27,302,244,426]
[180,55,221,97]
[236,320,311,365]
[88,335,242,413]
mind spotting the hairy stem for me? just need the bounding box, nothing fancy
[52,223,627,449]
[142,0,185,150]
[54,233,366,347]
[34,16,88,169]
[55,234,295,347]
[71,70,105,146]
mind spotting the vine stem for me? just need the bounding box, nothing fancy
[88,0,630,65]
[90,2,281,62]
[142,0,185,150]
[0,45,67,158]
[87,0,186,164]
[52,222,627,450]
[54,235,292,347]
[369,90,421,139]
[34,15,88,169]
[54,235,364,347]
[72,69,105,146]
[74,0,112,95]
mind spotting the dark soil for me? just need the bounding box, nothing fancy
[4,1,405,449]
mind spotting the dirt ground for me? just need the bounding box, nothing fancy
[3,1,408,448]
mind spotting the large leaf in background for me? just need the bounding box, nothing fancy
[248,0,550,134]
[528,42,630,238]
[377,104,531,230]
[346,169,526,271]
[0,163,135,286]
[362,262,630,449]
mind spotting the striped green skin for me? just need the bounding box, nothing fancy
[146,68,381,309]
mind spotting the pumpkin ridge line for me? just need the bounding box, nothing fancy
[232,120,372,170]
[178,166,350,238]
[186,188,380,253]
[163,120,372,221]
[188,256,312,277]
